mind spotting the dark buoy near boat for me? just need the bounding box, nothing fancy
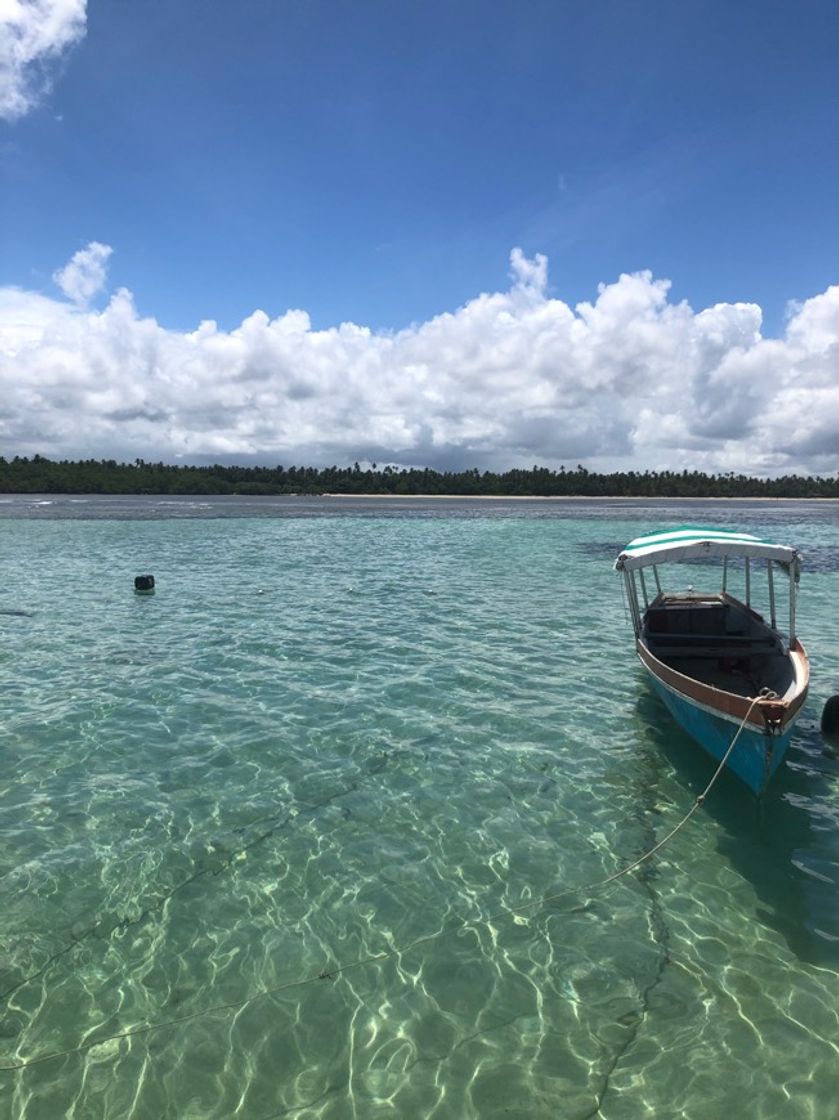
[134,574,155,595]
[821,695,839,755]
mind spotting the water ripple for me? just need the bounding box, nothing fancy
[1,501,838,1118]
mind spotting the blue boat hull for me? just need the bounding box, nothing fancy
[644,669,792,795]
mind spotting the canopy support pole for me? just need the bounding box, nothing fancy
[638,568,649,609]
[625,571,641,637]
[789,568,796,646]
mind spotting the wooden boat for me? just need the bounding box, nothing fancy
[615,527,809,794]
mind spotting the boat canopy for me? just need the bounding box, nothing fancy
[614,526,801,575]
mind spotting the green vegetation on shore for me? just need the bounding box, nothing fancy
[1,455,838,497]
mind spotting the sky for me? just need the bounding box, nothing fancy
[1,0,838,475]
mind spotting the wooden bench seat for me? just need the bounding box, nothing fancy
[648,633,775,646]
[646,634,780,659]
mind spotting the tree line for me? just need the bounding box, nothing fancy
[1,455,837,497]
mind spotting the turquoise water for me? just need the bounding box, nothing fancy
[1,496,838,1119]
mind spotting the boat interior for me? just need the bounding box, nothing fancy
[641,593,798,700]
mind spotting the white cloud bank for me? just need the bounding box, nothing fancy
[0,0,86,121]
[1,243,838,474]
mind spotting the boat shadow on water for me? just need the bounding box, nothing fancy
[632,689,839,967]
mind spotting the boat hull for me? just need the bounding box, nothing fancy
[615,529,809,795]
[642,663,793,795]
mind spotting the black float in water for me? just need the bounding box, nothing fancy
[134,574,155,595]
[821,695,839,754]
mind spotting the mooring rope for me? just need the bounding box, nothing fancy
[0,692,772,1073]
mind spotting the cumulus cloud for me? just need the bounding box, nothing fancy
[1,246,838,475]
[509,246,548,293]
[52,240,112,305]
[0,0,86,121]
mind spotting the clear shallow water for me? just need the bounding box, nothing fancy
[1,496,838,1119]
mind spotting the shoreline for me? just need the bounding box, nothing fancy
[3,491,837,502]
[320,493,839,501]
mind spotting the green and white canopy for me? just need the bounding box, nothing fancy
[614,526,801,573]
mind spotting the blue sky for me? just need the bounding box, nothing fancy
[1,0,838,473]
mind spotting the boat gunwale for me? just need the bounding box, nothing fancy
[636,635,809,731]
